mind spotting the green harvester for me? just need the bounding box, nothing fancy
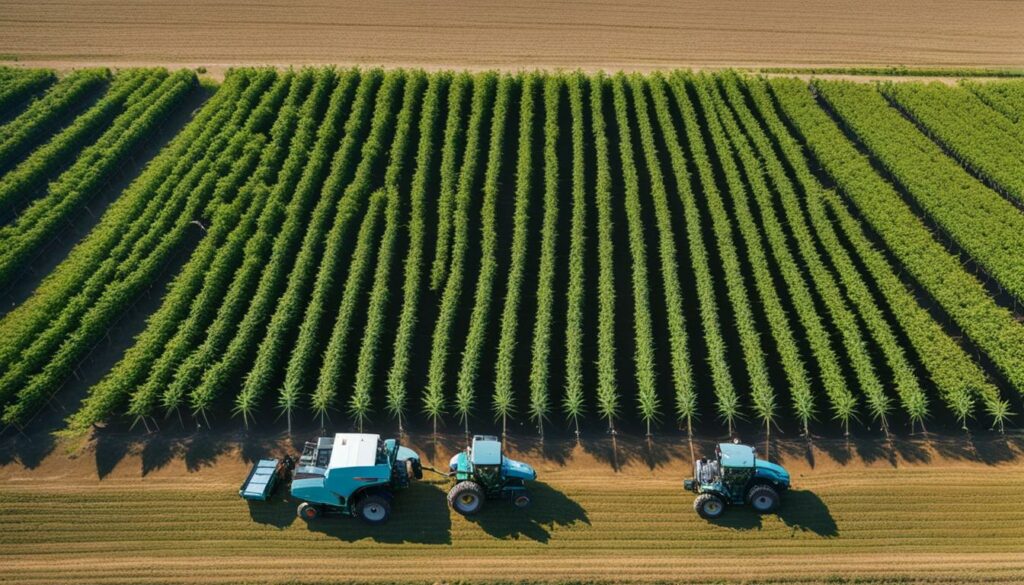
[446,435,537,515]
[683,442,791,520]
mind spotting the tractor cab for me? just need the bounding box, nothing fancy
[290,433,422,525]
[447,435,537,515]
[683,442,790,520]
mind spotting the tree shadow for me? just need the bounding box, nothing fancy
[304,480,453,544]
[706,489,838,537]
[580,434,691,471]
[183,432,231,472]
[505,434,575,467]
[140,434,176,476]
[0,429,55,470]
[94,430,130,479]
[463,481,590,543]
[928,431,1023,465]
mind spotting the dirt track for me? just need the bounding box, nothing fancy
[2,433,1023,584]
[1,0,1022,73]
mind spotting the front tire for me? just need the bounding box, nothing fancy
[448,481,485,516]
[747,484,780,514]
[297,502,320,521]
[356,494,392,525]
[694,493,726,520]
[512,490,532,509]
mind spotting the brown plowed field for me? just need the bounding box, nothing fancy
[0,0,1022,73]
[2,433,1023,584]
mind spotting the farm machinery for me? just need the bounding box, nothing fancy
[286,433,423,524]
[446,435,537,515]
[683,442,791,520]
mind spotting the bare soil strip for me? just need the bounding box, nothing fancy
[1,0,1022,73]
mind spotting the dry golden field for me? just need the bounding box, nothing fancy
[0,0,1022,73]
[2,433,1023,584]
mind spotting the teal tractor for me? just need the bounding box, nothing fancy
[446,435,537,515]
[290,433,423,524]
[683,442,791,520]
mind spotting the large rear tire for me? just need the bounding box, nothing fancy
[747,484,780,514]
[694,493,725,520]
[356,494,391,525]
[448,481,485,516]
[297,502,320,521]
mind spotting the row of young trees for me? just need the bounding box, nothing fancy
[2,68,1021,437]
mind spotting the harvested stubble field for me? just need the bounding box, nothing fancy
[0,0,1022,72]
[1,433,1023,585]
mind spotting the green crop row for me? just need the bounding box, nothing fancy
[492,74,536,434]
[0,68,55,113]
[455,74,512,431]
[0,70,150,218]
[384,73,448,431]
[814,80,1024,304]
[0,68,108,173]
[772,78,1024,401]
[526,76,559,434]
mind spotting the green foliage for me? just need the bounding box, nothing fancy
[348,72,427,429]
[384,73,448,429]
[456,74,513,429]
[588,73,619,428]
[525,75,560,432]
[492,74,536,432]
[0,70,194,285]
[609,75,659,435]
[4,68,1022,435]
[561,73,587,431]
[423,72,496,431]
[772,77,1024,410]
[0,68,108,173]
[646,75,737,433]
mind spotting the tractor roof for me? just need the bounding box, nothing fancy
[471,435,502,465]
[327,433,379,469]
[718,443,755,467]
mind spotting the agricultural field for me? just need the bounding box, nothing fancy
[1,433,1023,585]
[1,67,1024,443]
[2,44,1024,585]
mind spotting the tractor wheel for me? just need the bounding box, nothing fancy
[297,502,320,521]
[412,458,424,480]
[448,481,485,516]
[356,494,391,525]
[747,484,780,514]
[512,491,532,510]
[694,493,726,520]
[404,459,424,481]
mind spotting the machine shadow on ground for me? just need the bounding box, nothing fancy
[706,489,838,537]
[463,481,590,543]
[248,479,453,544]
